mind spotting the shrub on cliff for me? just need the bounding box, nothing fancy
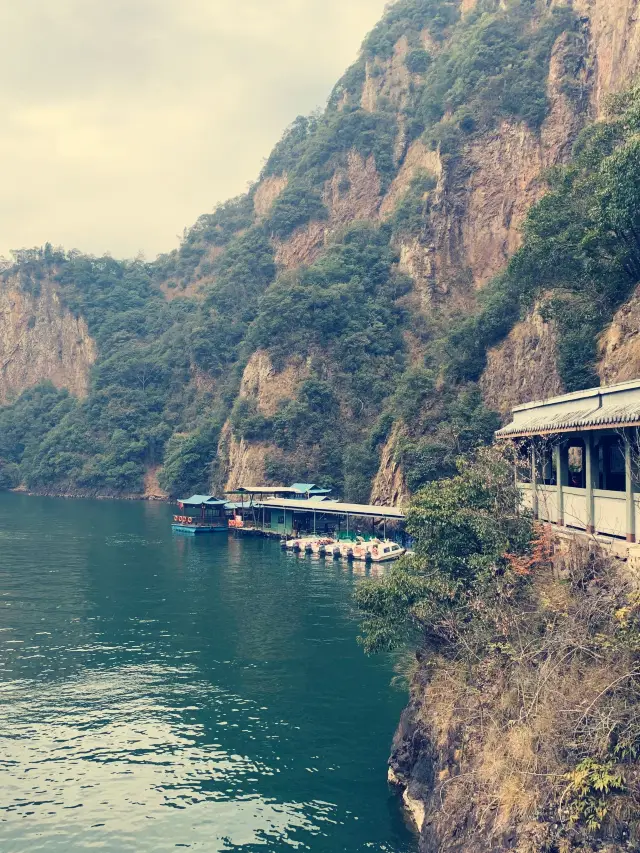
[265,184,327,240]
[357,447,640,848]
[356,445,531,653]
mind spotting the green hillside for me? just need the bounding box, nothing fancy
[3,0,637,499]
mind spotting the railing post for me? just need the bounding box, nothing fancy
[625,432,636,543]
[554,441,564,527]
[531,442,539,520]
[585,432,595,534]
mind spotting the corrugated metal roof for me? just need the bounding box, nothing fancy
[227,486,296,495]
[497,379,640,438]
[258,498,405,520]
[226,484,332,495]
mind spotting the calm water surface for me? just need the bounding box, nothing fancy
[0,494,415,853]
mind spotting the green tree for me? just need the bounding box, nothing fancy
[356,446,532,653]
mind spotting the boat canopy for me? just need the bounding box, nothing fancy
[178,495,227,507]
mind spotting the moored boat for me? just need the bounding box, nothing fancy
[281,534,404,562]
[172,495,229,534]
[336,537,405,562]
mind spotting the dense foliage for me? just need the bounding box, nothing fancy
[446,84,640,391]
[0,0,623,503]
[0,251,229,495]
[356,446,531,652]
[264,184,327,240]
[357,449,640,848]
[406,0,578,147]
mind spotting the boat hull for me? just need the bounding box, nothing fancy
[171,524,228,535]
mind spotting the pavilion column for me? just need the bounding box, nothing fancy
[625,432,636,543]
[554,442,564,527]
[530,441,539,520]
[585,432,595,535]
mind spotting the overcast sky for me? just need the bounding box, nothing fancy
[0,0,388,260]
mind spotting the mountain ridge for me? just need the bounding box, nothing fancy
[2,0,640,501]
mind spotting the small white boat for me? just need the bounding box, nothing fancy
[336,537,405,563]
[366,539,405,562]
[282,536,335,554]
[281,536,404,562]
[309,537,337,555]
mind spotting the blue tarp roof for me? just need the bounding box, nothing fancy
[290,483,331,494]
[178,495,227,506]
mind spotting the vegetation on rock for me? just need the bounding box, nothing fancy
[447,84,640,391]
[357,447,640,849]
[0,0,636,503]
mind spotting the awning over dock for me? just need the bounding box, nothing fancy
[258,498,406,520]
[226,483,332,497]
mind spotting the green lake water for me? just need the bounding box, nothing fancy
[0,493,416,853]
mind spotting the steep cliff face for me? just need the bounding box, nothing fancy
[237,349,309,417]
[217,423,273,491]
[574,0,640,113]
[429,33,587,292]
[0,275,96,404]
[481,310,564,419]
[369,425,410,506]
[254,174,288,218]
[216,350,309,490]
[598,284,640,384]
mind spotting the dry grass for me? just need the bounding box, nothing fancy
[410,538,640,851]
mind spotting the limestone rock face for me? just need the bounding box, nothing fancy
[437,31,586,289]
[361,36,413,115]
[216,350,309,490]
[273,220,327,271]
[217,423,272,492]
[598,284,640,385]
[325,151,382,227]
[573,0,640,114]
[370,426,409,508]
[254,174,288,218]
[238,349,308,417]
[0,275,96,404]
[480,311,565,420]
[379,140,442,219]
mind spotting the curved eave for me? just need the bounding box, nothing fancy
[497,418,640,439]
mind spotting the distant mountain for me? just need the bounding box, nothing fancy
[3,0,640,501]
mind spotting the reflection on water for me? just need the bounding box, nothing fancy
[0,494,415,853]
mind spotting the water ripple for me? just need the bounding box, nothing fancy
[0,493,415,853]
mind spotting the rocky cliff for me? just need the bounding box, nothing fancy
[212,0,640,497]
[0,274,96,405]
[5,0,640,506]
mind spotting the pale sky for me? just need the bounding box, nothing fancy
[0,0,388,260]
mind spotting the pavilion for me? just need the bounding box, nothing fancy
[496,379,640,545]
